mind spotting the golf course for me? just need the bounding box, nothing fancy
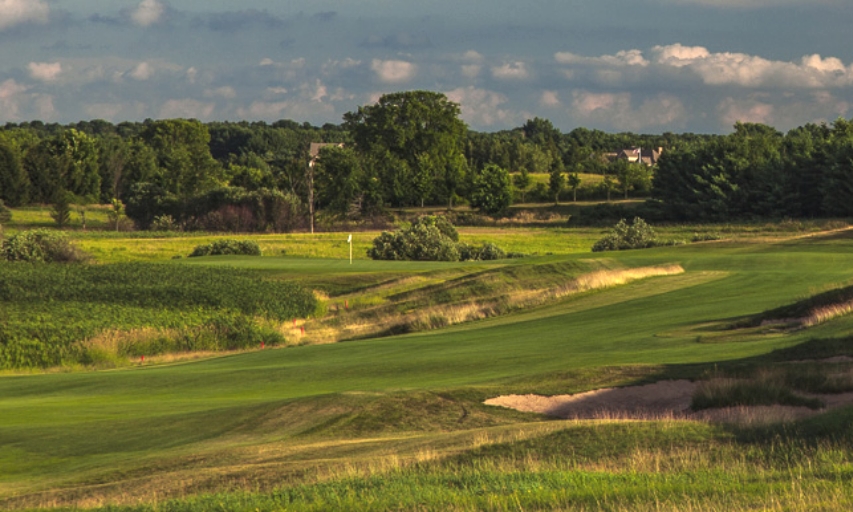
[3,219,853,511]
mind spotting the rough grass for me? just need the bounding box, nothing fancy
[304,263,684,344]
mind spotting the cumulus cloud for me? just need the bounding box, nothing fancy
[717,97,775,126]
[557,44,853,90]
[28,62,62,82]
[130,62,153,81]
[540,90,561,108]
[0,79,28,119]
[371,59,416,83]
[491,61,530,80]
[446,86,525,127]
[662,0,838,7]
[571,91,687,131]
[159,98,215,119]
[203,86,237,99]
[131,0,165,27]
[0,0,49,30]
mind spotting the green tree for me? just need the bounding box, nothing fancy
[513,167,531,203]
[315,146,365,218]
[548,160,564,204]
[107,198,125,232]
[50,190,72,229]
[567,172,582,202]
[24,129,101,203]
[470,164,512,216]
[141,119,223,198]
[343,91,467,207]
[0,137,29,206]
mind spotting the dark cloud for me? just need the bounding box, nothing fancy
[40,40,93,52]
[193,9,289,32]
[312,11,337,22]
[88,13,121,25]
[360,32,432,50]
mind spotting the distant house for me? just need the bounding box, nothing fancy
[614,147,663,166]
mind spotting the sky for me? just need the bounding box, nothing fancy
[1,0,852,134]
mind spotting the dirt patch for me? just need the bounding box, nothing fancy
[485,380,853,424]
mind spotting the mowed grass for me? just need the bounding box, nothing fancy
[5,229,853,508]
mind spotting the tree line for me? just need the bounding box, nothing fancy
[2,89,850,230]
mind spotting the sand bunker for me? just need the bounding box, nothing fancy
[485,380,853,424]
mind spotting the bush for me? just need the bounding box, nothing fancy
[368,215,507,261]
[189,239,262,257]
[151,215,179,231]
[0,229,87,262]
[591,217,657,252]
[477,242,506,261]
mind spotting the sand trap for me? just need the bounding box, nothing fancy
[485,380,853,424]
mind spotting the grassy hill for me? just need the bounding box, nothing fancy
[4,224,853,509]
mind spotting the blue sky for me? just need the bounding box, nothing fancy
[1,0,852,133]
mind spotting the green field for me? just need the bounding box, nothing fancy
[5,221,853,510]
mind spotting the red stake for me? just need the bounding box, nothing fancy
[300,326,305,335]
[345,300,349,310]
[293,319,297,327]
[141,355,144,363]
[261,341,265,349]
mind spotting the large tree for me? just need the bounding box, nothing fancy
[343,91,468,208]
[140,119,223,198]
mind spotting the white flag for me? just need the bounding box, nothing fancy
[347,234,352,243]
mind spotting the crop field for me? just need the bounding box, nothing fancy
[4,219,853,510]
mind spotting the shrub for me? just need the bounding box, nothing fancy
[477,242,506,260]
[368,216,508,261]
[592,217,657,252]
[189,239,262,257]
[1,229,87,262]
[151,215,179,231]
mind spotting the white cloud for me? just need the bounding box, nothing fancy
[28,62,62,82]
[461,64,482,79]
[266,87,289,95]
[557,44,853,90]
[0,79,28,119]
[203,86,237,99]
[130,62,153,80]
[650,44,853,88]
[717,98,775,126]
[371,59,416,83]
[540,90,561,108]
[461,50,483,62]
[491,61,530,80]
[446,86,524,127]
[571,91,686,131]
[662,0,838,7]
[132,0,165,27]
[158,99,215,119]
[0,0,49,30]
